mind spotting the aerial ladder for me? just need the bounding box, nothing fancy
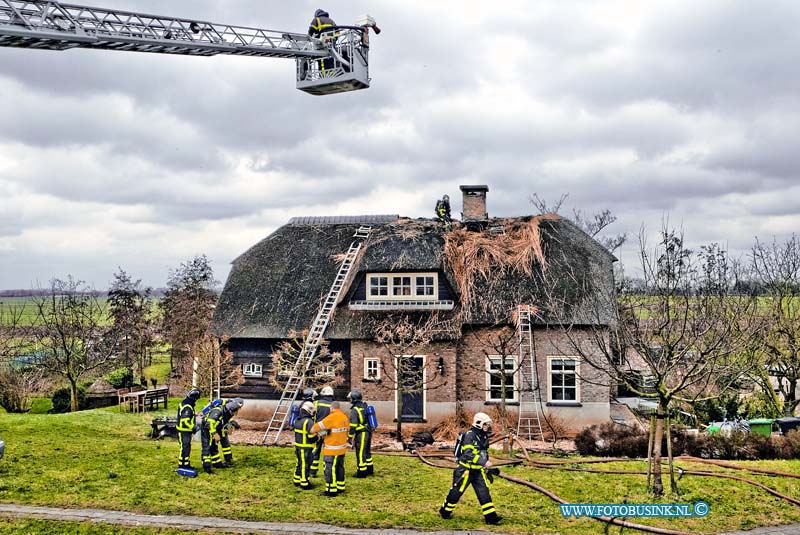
[516,304,544,441]
[0,1,380,95]
[262,225,372,444]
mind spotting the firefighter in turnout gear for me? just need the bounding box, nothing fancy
[435,194,452,229]
[293,401,318,489]
[308,9,336,72]
[176,388,201,470]
[310,400,349,496]
[348,389,373,477]
[310,385,334,476]
[439,413,503,525]
[201,397,243,474]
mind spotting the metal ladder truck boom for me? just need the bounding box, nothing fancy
[0,0,380,95]
[516,304,544,441]
[262,225,372,444]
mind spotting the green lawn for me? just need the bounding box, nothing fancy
[0,408,799,534]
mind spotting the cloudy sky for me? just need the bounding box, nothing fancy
[1,0,798,290]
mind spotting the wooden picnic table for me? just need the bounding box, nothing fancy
[118,389,147,413]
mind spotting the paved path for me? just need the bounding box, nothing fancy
[0,504,495,535]
[2,503,800,534]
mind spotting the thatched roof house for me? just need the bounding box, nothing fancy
[212,186,617,429]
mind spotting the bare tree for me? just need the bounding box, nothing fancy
[372,313,452,440]
[0,300,44,413]
[189,334,243,399]
[750,234,800,415]
[31,277,118,412]
[547,228,760,496]
[268,330,345,393]
[530,192,627,253]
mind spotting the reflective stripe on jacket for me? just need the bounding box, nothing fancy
[349,401,368,437]
[176,399,196,432]
[456,428,489,470]
[293,414,317,448]
[311,408,350,456]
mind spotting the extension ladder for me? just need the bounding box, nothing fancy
[516,304,544,441]
[262,225,372,443]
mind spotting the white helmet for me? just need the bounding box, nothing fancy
[301,401,316,415]
[320,386,334,396]
[472,412,492,431]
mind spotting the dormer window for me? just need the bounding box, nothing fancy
[367,272,438,301]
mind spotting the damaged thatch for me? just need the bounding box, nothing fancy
[443,215,558,320]
[211,213,616,340]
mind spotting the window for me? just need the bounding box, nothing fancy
[242,362,263,377]
[366,272,439,301]
[486,356,518,402]
[314,364,336,377]
[364,358,381,380]
[415,275,435,296]
[368,276,388,297]
[549,357,579,403]
[392,276,412,296]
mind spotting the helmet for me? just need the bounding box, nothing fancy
[472,412,492,432]
[301,401,316,415]
[347,389,363,402]
[320,386,334,397]
[226,397,244,413]
[302,388,317,401]
[314,9,329,18]
[443,194,449,202]
[187,388,201,401]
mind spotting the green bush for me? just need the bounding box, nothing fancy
[50,385,88,413]
[105,367,134,389]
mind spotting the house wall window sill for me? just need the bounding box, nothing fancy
[546,402,582,407]
[483,401,520,406]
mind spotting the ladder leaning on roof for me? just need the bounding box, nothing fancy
[516,304,544,441]
[262,225,372,444]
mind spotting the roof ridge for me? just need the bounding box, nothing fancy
[288,215,400,226]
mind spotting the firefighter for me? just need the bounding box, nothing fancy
[310,400,349,496]
[201,397,244,474]
[293,401,318,489]
[435,195,452,229]
[439,412,503,525]
[176,387,201,470]
[348,389,374,477]
[310,385,334,476]
[302,388,317,402]
[308,9,336,72]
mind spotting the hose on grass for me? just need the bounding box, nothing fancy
[414,451,699,535]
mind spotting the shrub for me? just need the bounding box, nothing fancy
[50,385,88,413]
[105,367,134,389]
[575,422,648,457]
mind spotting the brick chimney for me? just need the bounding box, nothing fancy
[460,185,489,222]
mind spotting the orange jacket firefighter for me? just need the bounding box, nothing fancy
[311,407,350,456]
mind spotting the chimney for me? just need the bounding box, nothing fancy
[460,185,489,222]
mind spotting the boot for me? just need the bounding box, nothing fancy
[224,454,233,465]
[439,507,453,520]
[366,465,374,476]
[203,462,212,474]
[355,471,367,478]
[484,512,503,525]
[213,462,226,469]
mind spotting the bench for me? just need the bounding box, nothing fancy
[142,387,169,411]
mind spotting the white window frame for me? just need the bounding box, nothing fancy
[366,272,439,301]
[547,356,580,403]
[314,364,336,377]
[485,355,519,402]
[414,274,436,297]
[242,362,263,378]
[364,357,381,380]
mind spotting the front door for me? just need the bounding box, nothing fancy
[397,356,425,421]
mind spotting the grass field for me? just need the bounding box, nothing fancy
[1,408,799,534]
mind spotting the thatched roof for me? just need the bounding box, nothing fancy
[211,215,616,339]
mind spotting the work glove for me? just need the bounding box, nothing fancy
[486,467,500,483]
